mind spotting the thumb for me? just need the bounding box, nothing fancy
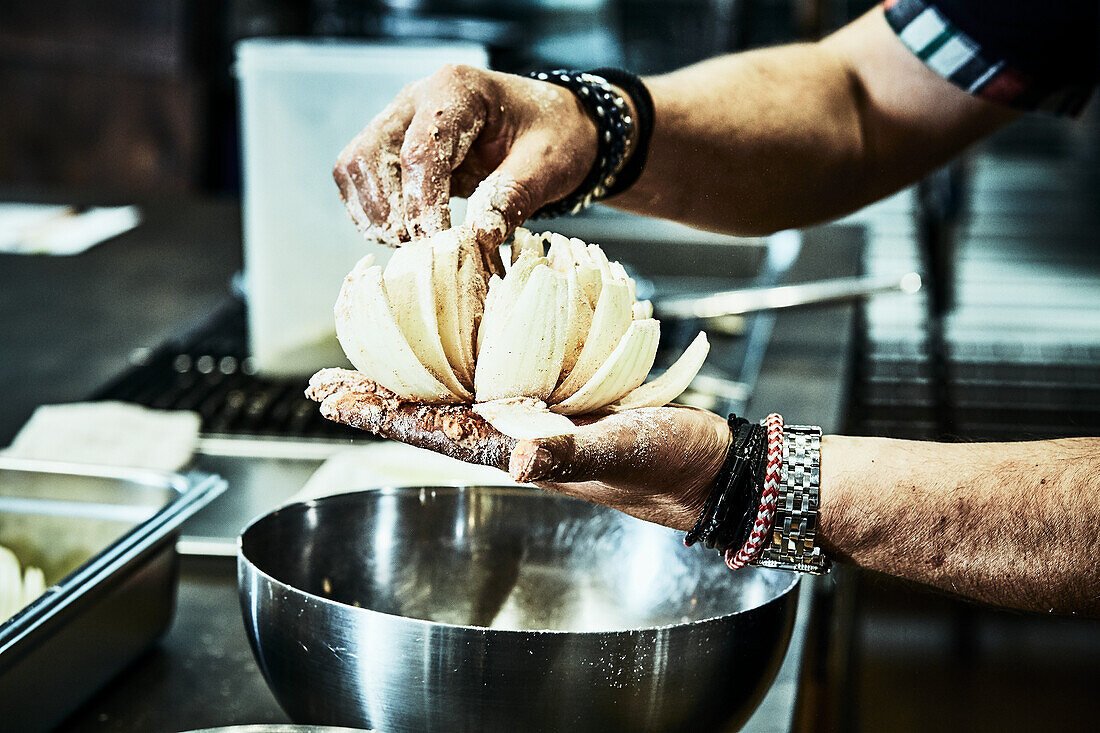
[464,134,587,275]
[507,412,648,484]
[462,170,531,276]
[509,433,593,484]
[508,406,732,490]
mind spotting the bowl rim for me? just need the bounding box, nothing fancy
[237,485,800,636]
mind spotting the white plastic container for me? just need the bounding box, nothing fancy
[235,39,488,376]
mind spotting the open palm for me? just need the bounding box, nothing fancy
[307,368,730,532]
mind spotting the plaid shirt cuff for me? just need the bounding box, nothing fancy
[884,0,1094,116]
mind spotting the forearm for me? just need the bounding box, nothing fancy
[609,9,1017,235]
[610,45,863,235]
[820,435,1100,616]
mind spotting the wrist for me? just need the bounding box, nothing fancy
[526,70,633,218]
[588,68,655,200]
[683,420,735,517]
[684,416,767,551]
[607,83,640,161]
[816,434,863,559]
[526,68,653,217]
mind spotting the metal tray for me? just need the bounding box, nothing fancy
[0,456,226,732]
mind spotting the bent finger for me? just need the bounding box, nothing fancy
[400,95,486,240]
[335,92,417,244]
[463,130,591,264]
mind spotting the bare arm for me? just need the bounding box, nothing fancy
[820,436,1100,615]
[335,9,1018,245]
[308,373,1100,617]
[611,7,1019,234]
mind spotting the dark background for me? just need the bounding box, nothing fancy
[0,0,875,196]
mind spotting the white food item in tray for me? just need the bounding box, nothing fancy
[0,544,45,623]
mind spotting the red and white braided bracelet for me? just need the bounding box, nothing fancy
[724,412,783,570]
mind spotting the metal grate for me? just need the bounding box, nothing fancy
[93,301,364,440]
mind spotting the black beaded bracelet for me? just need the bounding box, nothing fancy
[528,70,634,219]
[684,416,768,552]
[588,68,655,199]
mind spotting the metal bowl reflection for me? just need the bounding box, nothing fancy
[239,486,798,732]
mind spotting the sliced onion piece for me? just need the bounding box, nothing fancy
[549,278,633,403]
[433,237,485,390]
[21,566,45,605]
[511,227,546,264]
[632,300,653,320]
[613,331,710,410]
[609,260,638,301]
[547,232,578,259]
[551,318,660,415]
[453,249,486,386]
[473,399,576,440]
[586,243,612,280]
[475,265,569,402]
[335,256,459,402]
[574,261,602,307]
[477,250,543,354]
[0,546,19,619]
[545,233,573,273]
[560,268,594,379]
[384,245,472,400]
[430,238,465,387]
[568,237,590,265]
[334,254,391,384]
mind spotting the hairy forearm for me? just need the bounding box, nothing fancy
[609,9,1017,235]
[610,44,865,235]
[820,435,1100,616]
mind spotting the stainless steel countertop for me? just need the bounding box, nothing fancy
[0,195,860,732]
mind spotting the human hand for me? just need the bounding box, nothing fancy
[333,65,598,272]
[307,368,731,532]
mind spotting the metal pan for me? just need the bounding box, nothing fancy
[240,486,798,733]
[0,457,226,733]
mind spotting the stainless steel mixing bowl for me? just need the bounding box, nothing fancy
[239,487,799,732]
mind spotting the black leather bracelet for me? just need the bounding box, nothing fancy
[684,416,766,551]
[720,425,767,552]
[588,68,655,199]
[527,69,633,219]
[683,417,746,548]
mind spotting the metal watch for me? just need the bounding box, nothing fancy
[752,425,831,574]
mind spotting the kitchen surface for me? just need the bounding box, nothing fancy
[1,196,860,732]
[2,1,1099,732]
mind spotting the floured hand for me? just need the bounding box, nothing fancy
[333,65,598,273]
[307,368,731,532]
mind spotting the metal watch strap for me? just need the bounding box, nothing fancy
[751,425,831,574]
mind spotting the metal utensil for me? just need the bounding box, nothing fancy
[182,721,367,726]
[654,271,922,320]
[0,457,226,733]
[239,486,798,733]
